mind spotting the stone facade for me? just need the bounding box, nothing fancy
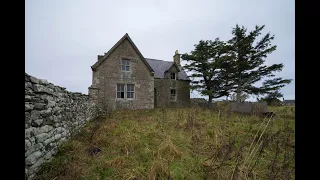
[89,36,154,110]
[154,64,190,107]
[25,73,97,180]
[89,33,191,109]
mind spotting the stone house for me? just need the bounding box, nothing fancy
[88,33,191,109]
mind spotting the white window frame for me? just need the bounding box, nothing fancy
[126,84,135,99]
[121,59,131,72]
[116,84,125,99]
[116,84,135,100]
[170,89,177,101]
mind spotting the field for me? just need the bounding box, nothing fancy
[36,106,295,180]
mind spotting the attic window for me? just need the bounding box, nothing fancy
[171,89,176,101]
[121,59,130,71]
[171,72,176,80]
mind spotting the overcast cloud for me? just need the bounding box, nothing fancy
[26,0,294,101]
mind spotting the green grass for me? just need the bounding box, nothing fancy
[35,106,295,180]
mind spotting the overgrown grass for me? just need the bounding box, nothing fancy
[35,106,295,180]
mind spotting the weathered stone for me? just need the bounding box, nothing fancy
[33,84,54,94]
[25,140,32,152]
[31,119,43,127]
[25,103,34,112]
[44,151,52,160]
[30,76,40,84]
[34,143,44,151]
[38,125,53,134]
[25,95,32,101]
[39,79,49,85]
[25,128,34,138]
[35,133,49,143]
[30,110,40,120]
[34,103,46,110]
[54,134,62,141]
[43,137,55,146]
[47,100,56,108]
[24,82,32,89]
[25,112,31,123]
[40,108,52,118]
[28,158,44,173]
[25,151,42,165]
[44,116,54,125]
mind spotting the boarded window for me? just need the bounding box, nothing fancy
[117,84,125,98]
[171,89,176,101]
[127,84,135,99]
[171,72,176,80]
[121,59,130,71]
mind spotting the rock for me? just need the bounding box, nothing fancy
[25,112,31,123]
[39,79,49,85]
[34,103,46,110]
[25,151,42,165]
[44,151,52,160]
[38,125,53,134]
[30,110,40,120]
[43,137,55,146]
[31,119,43,127]
[25,128,34,138]
[35,133,49,143]
[30,76,40,84]
[44,116,54,125]
[28,158,44,173]
[33,84,54,94]
[25,82,33,89]
[25,95,32,101]
[47,100,56,108]
[40,108,52,118]
[25,103,34,112]
[34,143,44,151]
[25,140,32,152]
[54,134,62,141]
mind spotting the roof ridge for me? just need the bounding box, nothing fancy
[145,58,173,62]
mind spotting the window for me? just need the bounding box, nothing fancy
[171,89,176,101]
[171,72,176,80]
[121,59,130,71]
[127,84,134,99]
[117,84,125,98]
[117,84,134,99]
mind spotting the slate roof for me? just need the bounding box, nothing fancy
[145,58,190,81]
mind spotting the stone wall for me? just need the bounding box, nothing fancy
[25,73,97,180]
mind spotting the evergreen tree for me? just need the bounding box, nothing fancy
[226,24,292,102]
[181,38,229,103]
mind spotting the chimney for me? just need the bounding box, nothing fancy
[173,50,181,66]
[97,55,104,61]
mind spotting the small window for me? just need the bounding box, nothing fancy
[171,89,176,101]
[121,59,130,71]
[171,72,176,80]
[117,84,125,98]
[127,84,135,99]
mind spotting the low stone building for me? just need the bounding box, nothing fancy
[88,33,191,109]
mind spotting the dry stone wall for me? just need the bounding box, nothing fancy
[25,73,97,179]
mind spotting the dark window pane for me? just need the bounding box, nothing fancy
[121,92,124,98]
[117,92,121,98]
[120,84,124,91]
[122,65,126,70]
[125,66,130,71]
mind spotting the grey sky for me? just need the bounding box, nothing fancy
[26,0,294,101]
